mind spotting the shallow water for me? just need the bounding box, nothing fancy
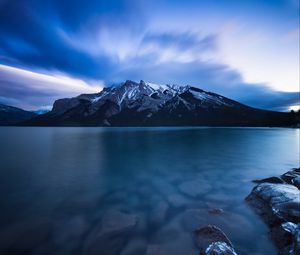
[0,127,299,255]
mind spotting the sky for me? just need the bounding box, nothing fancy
[0,0,299,111]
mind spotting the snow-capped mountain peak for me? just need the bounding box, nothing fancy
[37,79,263,126]
[51,80,237,117]
[25,79,298,127]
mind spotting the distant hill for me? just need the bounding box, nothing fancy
[24,80,299,127]
[0,104,37,126]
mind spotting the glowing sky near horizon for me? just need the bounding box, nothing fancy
[0,0,299,110]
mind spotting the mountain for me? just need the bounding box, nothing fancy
[24,80,298,127]
[0,104,37,125]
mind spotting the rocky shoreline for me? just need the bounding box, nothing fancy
[1,168,299,254]
[191,167,300,255]
[194,225,237,255]
[246,168,300,255]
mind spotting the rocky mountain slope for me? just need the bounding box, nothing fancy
[24,80,298,127]
[0,104,37,125]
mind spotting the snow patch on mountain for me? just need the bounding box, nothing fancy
[50,80,240,120]
[87,80,236,113]
[189,89,233,107]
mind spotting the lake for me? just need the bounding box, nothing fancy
[0,127,299,255]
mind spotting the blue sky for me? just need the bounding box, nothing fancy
[0,0,299,111]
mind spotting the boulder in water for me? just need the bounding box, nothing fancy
[246,168,300,254]
[194,225,238,255]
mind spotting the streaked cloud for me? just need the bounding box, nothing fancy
[0,64,102,110]
[0,0,298,111]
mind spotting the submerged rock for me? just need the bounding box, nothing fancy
[167,193,190,207]
[246,168,300,255]
[52,215,90,254]
[101,210,138,234]
[120,237,147,255]
[181,208,254,242]
[178,180,211,198]
[83,210,138,255]
[146,244,166,255]
[146,232,196,255]
[0,219,52,255]
[194,225,238,255]
[149,200,169,226]
[208,208,224,215]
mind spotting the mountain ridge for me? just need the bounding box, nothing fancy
[0,103,37,125]
[23,80,299,127]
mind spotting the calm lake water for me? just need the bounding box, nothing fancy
[0,127,299,255]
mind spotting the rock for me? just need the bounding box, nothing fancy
[293,168,300,173]
[52,215,89,254]
[205,241,237,255]
[282,222,300,255]
[167,194,190,207]
[252,168,300,188]
[194,225,238,255]
[178,180,211,197]
[253,176,284,184]
[270,222,300,255]
[101,210,138,234]
[152,179,176,199]
[281,170,300,185]
[0,219,51,255]
[120,237,147,255]
[194,225,232,251]
[246,183,300,224]
[149,200,169,226]
[204,192,236,205]
[292,176,300,189]
[146,232,196,255]
[294,226,300,255]
[246,169,300,255]
[181,208,254,242]
[151,214,184,244]
[146,244,166,255]
[275,202,300,223]
[208,208,224,215]
[83,210,138,255]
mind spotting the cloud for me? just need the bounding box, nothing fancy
[137,32,218,64]
[0,65,102,110]
[109,58,299,111]
[0,0,298,111]
[0,0,135,79]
